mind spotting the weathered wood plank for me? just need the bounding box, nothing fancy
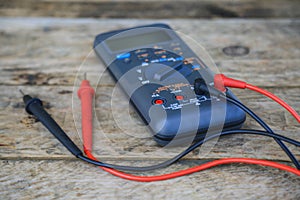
[0,18,299,61]
[0,18,299,86]
[0,17,299,199]
[1,160,299,200]
[0,0,300,18]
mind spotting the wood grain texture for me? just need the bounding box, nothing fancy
[0,0,300,18]
[1,18,299,86]
[1,160,300,200]
[0,18,299,199]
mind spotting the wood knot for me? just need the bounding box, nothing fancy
[20,116,39,127]
[222,45,249,57]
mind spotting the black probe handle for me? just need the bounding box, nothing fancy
[25,98,83,157]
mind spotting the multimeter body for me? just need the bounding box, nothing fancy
[94,23,246,146]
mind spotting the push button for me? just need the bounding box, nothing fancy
[116,52,131,60]
[175,57,184,61]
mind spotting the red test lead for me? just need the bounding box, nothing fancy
[77,73,95,152]
[75,75,299,182]
[214,74,300,123]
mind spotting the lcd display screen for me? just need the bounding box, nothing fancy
[106,30,172,52]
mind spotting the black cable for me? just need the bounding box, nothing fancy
[21,92,300,171]
[225,96,300,169]
[196,82,300,169]
[77,129,300,171]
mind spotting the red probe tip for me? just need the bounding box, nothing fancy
[77,80,95,99]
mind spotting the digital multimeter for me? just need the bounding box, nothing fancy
[94,23,246,146]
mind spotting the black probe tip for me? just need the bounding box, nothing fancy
[19,89,25,95]
[23,95,33,104]
[19,89,33,104]
[19,90,43,115]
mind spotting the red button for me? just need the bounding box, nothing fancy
[154,99,164,105]
[175,95,184,100]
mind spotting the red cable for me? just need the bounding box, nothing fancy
[245,84,300,123]
[84,149,300,182]
[214,74,300,123]
[78,76,300,182]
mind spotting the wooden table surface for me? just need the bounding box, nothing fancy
[0,17,299,199]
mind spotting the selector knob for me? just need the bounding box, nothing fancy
[144,61,183,82]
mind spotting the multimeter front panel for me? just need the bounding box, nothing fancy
[94,24,246,145]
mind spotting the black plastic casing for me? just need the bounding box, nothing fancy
[93,23,246,146]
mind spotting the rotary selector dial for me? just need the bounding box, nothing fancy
[143,61,183,82]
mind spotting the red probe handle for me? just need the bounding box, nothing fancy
[78,80,95,152]
[214,74,300,123]
[214,74,247,92]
